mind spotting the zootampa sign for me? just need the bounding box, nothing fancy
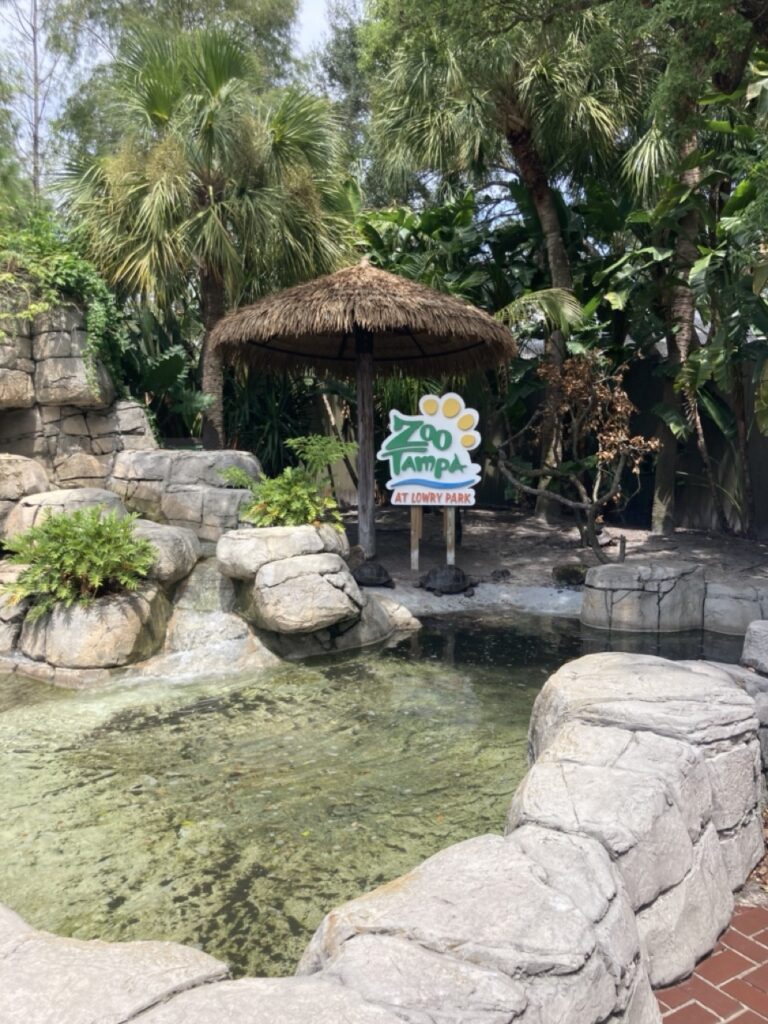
[376,392,482,507]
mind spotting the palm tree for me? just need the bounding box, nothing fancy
[65,29,352,447]
[368,10,644,511]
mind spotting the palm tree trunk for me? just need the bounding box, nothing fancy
[661,134,729,534]
[200,270,226,450]
[506,120,572,519]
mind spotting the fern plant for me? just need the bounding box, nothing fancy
[220,434,356,529]
[2,508,155,620]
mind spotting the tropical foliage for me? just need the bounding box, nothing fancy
[2,509,155,620]
[222,435,356,528]
[1,0,768,535]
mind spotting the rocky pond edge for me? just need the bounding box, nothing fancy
[2,650,768,1024]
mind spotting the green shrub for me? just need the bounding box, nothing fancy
[220,434,356,529]
[0,215,129,391]
[247,467,344,528]
[2,508,155,620]
[284,435,358,479]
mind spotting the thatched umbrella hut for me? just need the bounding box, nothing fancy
[211,261,516,557]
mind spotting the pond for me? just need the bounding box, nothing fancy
[0,617,743,977]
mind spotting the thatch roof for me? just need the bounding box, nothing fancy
[211,261,516,375]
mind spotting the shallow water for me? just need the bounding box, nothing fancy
[0,617,743,977]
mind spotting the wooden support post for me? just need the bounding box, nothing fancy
[354,326,375,558]
[445,508,456,565]
[410,506,422,571]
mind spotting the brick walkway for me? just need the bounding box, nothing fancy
[657,907,768,1022]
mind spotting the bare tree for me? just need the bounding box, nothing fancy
[1,0,64,196]
[496,355,659,563]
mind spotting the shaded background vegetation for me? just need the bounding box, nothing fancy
[3,0,768,535]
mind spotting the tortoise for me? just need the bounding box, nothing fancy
[417,565,475,597]
[352,561,395,589]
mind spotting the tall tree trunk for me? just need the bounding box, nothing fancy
[732,361,755,536]
[661,134,729,534]
[30,0,41,198]
[200,270,226,450]
[506,118,573,520]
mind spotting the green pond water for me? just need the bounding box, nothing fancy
[0,618,743,977]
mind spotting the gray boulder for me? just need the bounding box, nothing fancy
[703,582,768,636]
[0,368,35,408]
[135,977,404,1024]
[0,454,48,502]
[34,355,115,408]
[217,525,326,579]
[132,519,201,586]
[0,924,227,1024]
[20,585,170,668]
[528,653,757,754]
[299,833,646,1024]
[109,449,260,542]
[3,488,126,539]
[318,934,527,1024]
[507,757,693,911]
[636,824,733,986]
[240,553,364,634]
[0,454,49,534]
[742,620,768,676]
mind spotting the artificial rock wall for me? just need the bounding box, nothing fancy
[0,305,262,545]
[0,306,158,488]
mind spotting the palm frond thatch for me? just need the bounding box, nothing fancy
[211,261,516,376]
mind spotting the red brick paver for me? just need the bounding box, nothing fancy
[658,908,768,1022]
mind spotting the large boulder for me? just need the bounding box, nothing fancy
[239,553,364,634]
[132,519,201,586]
[34,355,115,408]
[217,525,325,578]
[2,488,126,539]
[0,912,227,1024]
[0,454,49,534]
[299,833,651,1024]
[216,524,349,579]
[19,585,171,668]
[135,977,404,1024]
[581,563,705,632]
[742,620,768,675]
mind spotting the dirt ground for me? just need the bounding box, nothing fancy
[345,506,768,588]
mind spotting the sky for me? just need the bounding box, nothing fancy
[296,0,330,55]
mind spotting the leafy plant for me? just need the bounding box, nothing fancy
[220,433,357,529]
[284,434,358,480]
[0,214,129,390]
[2,508,155,620]
[232,467,344,529]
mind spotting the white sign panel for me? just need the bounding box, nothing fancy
[376,392,482,507]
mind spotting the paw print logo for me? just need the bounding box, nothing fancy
[418,393,480,451]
